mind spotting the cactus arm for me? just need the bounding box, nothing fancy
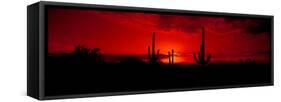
[168,51,171,64]
[193,53,199,64]
[198,52,202,63]
[157,49,160,60]
[171,49,174,64]
[206,54,212,64]
[148,46,151,59]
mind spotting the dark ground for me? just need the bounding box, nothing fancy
[45,55,272,96]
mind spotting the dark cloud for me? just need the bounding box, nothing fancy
[245,20,271,34]
[157,15,203,33]
[156,14,272,36]
[224,17,271,35]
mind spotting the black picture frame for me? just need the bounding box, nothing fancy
[27,1,274,100]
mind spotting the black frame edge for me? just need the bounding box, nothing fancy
[39,1,46,100]
[271,16,274,85]
[27,2,40,100]
[42,83,272,100]
[40,1,273,18]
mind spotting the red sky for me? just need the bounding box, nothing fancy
[47,7,271,63]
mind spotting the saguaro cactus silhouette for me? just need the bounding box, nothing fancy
[168,49,175,64]
[148,32,160,64]
[193,27,212,65]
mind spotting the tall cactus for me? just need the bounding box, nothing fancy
[193,27,212,65]
[168,51,171,64]
[148,32,160,64]
[172,49,174,64]
[168,49,174,64]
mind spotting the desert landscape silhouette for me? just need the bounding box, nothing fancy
[45,27,271,96]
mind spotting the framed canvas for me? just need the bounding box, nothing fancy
[27,1,274,100]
